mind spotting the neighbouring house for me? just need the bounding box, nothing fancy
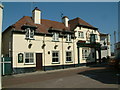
[100,33,111,59]
[115,42,120,59]
[2,7,102,74]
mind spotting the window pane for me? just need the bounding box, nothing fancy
[68,57,71,61]
[56,53,58,57]
[52,33,55,40]
[25,53,29,57]
[56,33,59,41]
[25,59,29,63]
[30,53,33,57]
[52,58,57,62]
[52,52,55,57]
[66,52,69,56]
[66,52,72,61]
[68,52,71,56]
[29,59,33,63]
[30,31,34,38]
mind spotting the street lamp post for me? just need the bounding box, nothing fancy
[0,3,4,90]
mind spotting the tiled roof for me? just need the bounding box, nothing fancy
[7,16,97,34]
[12,16,70,34]
[69,17,97,30]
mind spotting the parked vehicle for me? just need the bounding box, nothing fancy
[108,58,120,69]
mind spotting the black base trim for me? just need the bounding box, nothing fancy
[12,62,96,74]
[13,67,36,74]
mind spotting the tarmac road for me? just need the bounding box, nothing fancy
[2,64,120,88]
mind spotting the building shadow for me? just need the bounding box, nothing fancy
[77,66,120,84]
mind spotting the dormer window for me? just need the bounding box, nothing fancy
[52,32,59,41]
[66,34,72,42]
[25,28,34,40]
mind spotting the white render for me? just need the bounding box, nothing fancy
[115,42,120,59]
[100,33,111,59]
[74,26,100,62]
[32,9,41,24]
[62,16,69,27]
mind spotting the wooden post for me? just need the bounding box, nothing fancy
[0,3,4,90]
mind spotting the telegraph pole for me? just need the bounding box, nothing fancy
[114,31,116,44]
[0,3,4,90]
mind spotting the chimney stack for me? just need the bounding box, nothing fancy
[62,16,69,27]
[32,7,41,24]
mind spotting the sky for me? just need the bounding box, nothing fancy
[2,2,118,52]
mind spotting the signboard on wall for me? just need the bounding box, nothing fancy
[18,53,23,63]
[101,46,107,50]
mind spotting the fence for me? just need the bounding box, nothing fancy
[1,57,12,75]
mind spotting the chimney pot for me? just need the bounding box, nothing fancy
[62,16,69,27]
[32,7,41,24]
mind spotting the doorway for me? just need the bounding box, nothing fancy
[36,53,43,70]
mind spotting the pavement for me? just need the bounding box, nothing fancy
[2,63,120,89]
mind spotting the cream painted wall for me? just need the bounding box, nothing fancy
[12,33,77,68]
[74,26,100,63]
[13,34,44,68]
[74,26,100,43]
[100,34,111,58]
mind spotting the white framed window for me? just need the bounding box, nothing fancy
[78,32,84,38]
[25,53,34,64]
[52,32,59,41]
[95,34,98,40]
[66,34,72,42]
[66,51,72,62]
[82,49,90,60]
[52,51,59,63]
[100,37,105,41]
[25,28,34,40]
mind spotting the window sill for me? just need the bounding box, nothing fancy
[66,41,72,43]
[52,40,59,42]
[52,62,60,64]
[24,63,35,65]
[78,37,84,38]
[65,61,73,63]
[25,38,35,40]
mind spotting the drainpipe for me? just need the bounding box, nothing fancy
[73,35,75,67]
[43,34,46,71]
[77,46,80,66]
[62,35,64,69]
